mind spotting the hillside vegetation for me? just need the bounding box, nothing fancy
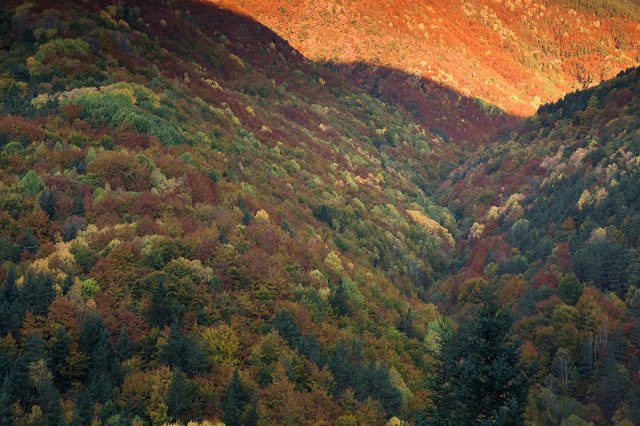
[442,66,640,424]
[1,0,640,425]
[230,0,640,117]
[0,0,461,424]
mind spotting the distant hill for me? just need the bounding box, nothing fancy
[229,0,640,117]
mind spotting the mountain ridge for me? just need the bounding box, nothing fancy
[227,0,640,117]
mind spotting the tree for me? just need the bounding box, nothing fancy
[221,368,257,426]
[115,326,131,361]
[38,188,56,220]
[20,231,38,255]
[0,236,20,263]
[158,321,207,375]
[557,273,584,306]
[23,331,48,365]
[426,293,529,425]
[79,312,105,359]
[72,189,85,216]
[0,375,15,426]
[223,369,244,426]
[0,266,24,334]
[397,309,416,338]
[331,280,351,317]
[20,170,44,196]
[48,326,71,389]
[166,369,197,422]
[22,273,55,316]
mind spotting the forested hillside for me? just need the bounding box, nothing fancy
[1,0,640,425]
[442,66,640,424]
[229,0,640,117]
[0,0,461,424]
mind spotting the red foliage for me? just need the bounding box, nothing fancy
[533,268,558,289]
[118,132,154,150]
[185,172,218,204]
[87,151,152,191]
[60,104,82,120]
[0,115,45,141]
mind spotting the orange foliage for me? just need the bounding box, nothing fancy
[87,151,152,191]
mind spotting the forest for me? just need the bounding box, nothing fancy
[0,0,639,425]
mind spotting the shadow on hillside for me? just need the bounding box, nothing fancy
[121,0,519,150]
[326,62,518,148]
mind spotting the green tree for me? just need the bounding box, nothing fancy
[48,326,71,389]
[426,293,529,425]
[397,309,416,338]
[223,369,244,426]
[0,236,20,263]
[38,188,56,219]
[221,369,257,426]
[20,230,38,255]
[72,189,85,216]
[20,170,44,196]
[23,273,55,316]
[331,280,351,317]
[0,266,24,334]
[557,273,584,306]
[158,321,207,375]
[115,326,131,361]
[166,369,197,422]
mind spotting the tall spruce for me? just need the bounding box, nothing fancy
[425,293,528,425]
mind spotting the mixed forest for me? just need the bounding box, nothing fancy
[0,0,639,425]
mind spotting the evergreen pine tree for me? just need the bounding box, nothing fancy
[115,326,131,361]
[23,331,47,364]
[158,321,207,375]
[167,369,196,422]
[397,309,416,338]
[78,312,105,359]
[0,266,23,334]
[20,230,38,255]
[40,379,65,426]
[23,272,55,316]
[0,375,15,426]
[73,390,94,426]
[223,369,244,426]
[331,280,351,317]
[329,340,351,395]
[72,190,85,216]
[427,293,529,425]
[38,188,56,219]
[557,273,584,306]
[48,326,71,389]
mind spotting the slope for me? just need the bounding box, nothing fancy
[228,0,640,118]
[441,66,640,424]
[0,0,461,424]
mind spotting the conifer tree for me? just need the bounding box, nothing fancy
[557,273,584,306]
[167,369,196,422]
[331,280,351,317]
[38,188,56,219]
[426,293,528,425]
[115,326,131,361]
[223,369,244,426]
[72,189,85,216]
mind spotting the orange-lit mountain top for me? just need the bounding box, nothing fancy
[222,0,640,116]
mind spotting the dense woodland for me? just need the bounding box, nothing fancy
[0,0,639,425]
[444,66,640,425]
